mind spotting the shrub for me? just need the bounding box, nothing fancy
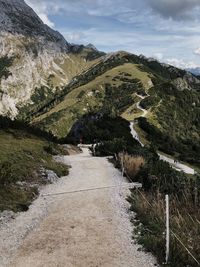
[0,162,15,186]
[44,143,59,155]
[119,153,145,180]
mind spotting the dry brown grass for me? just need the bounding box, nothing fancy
[130,190,200,266]
[119,153,145,180]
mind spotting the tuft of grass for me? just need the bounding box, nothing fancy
[119,153,145,180]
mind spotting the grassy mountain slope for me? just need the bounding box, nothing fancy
[31,61,153,138]
[12,47,104,118]
[139,82,200,165]
[0,0,106,117]
[0,118,69,212]
[14,51,200,165]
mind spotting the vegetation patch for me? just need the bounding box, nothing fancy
[0,126,69,212]
[87,114,200,266]
[0,56,13,80]
[138,83,200,166]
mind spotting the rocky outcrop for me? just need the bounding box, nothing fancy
[173,73,200,91]
[0,0,99,117]
[0,0,68,48]
[0,0,70,117]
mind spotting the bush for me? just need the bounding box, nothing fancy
[95,138,127,156]
[0,162,15,186]
[119,153,145,180]
[44,143,59,155]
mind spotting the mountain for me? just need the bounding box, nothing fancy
[25,51,199,165]
[0,0,68,46]
[0,0,104,117]
[186,67,200,76]
[0,0,199,166]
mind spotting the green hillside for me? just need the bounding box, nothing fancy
[139,82,200,165]
[14,51,200,166]
[0,117,69,212]
[31,62,153,138]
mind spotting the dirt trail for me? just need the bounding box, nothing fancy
[3,148,157,267]
[130,94,195,175]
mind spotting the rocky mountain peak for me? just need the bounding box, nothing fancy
[0,0,69,50]
[86,43,98,51]
[0,0,103,118]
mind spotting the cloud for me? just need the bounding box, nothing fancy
[194,47,200,56]
[24,0,200,68]
[25,0,55,27]
[153,53,163,60]
[147,0,200,20]
[38,13,55,27]
[165,58,199,69]
[64,32,86,42]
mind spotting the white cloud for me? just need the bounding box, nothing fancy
[25,0,55,27]
[165,58,199,69]
[38,13,55,27]
[64,32,86,42]
[153,53,163,60]
[24,0,200,67]
[194,47,200,55]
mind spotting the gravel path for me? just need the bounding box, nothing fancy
[130,93,195,175]
[158,153,195,175]
[0,148,157,267]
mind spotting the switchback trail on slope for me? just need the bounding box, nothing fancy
[1,148,157,267]
[130,94,195,175]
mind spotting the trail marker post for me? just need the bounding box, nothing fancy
[121,153,124,177]
[165,194,170,264]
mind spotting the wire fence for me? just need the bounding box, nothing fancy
[118,152,200,266]
[136,189,200,266]
[1,151,199,265]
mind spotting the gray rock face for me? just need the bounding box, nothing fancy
[40,167,59,183]
[173,72,200,91]
[0,0,72,117]
[0,0,69,50]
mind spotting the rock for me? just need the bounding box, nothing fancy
[0,0,71,117]
[0,210,16,225]
[40,167,59,183]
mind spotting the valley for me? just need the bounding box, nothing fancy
[0,0,200,266]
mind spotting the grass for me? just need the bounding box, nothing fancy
[32,63,154,139]
[129,191,200,267]
[139,84,200,165]
[121,94,144,121]
[52,51,100,87]
[33,63,151,121]
[0,129,69,212]
[119,153,145,180]
[133,123,150,146]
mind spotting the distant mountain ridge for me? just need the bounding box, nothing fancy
[186,67,200,76]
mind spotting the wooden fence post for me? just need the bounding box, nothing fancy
[165,194,170,264]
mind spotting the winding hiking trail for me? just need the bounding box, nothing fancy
[0,148,157,267]
[130,94,195,175]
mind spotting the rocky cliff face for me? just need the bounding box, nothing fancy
[0,0,68,46]
[0,0,99,117]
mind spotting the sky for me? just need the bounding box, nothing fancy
[25,0,200,69]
